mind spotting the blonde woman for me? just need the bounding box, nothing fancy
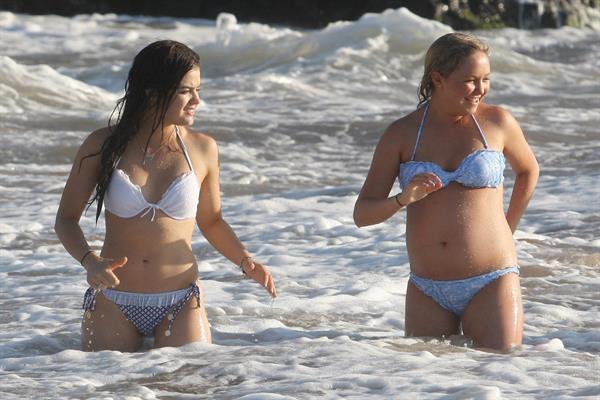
[354,33,538,351]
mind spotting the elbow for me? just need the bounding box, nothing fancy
[531,157,540,181]
[54,215,63,236]
[533,162,540,182]
[198,213,224,235]
[527,158,540,181]
[353,215,366,228]
[54,212,77,238]
[518,163,540,186]
[353,206,367,228]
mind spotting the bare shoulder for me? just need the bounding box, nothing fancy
[477,103,524,148]
[81,127,111,154]
[381,108,422,161]
[386,110,420,138]
[181,127,218,160]
[477,103,520,130]
[74,127,111,171]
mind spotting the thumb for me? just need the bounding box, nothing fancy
[110,256,128,271]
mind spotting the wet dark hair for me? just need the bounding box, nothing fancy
[418,32,489,107]
[84,40,200,222]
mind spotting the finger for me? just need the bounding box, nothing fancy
[269,276,277,298]
[246,260,257,272]
[264,274,273,295]
[425,182,438,192]
[268,277,277,298]
[110,256,128,271]
[97,276,112,288]
[416,173,442,187]
[107,271,120,287]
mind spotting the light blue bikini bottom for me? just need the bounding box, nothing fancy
[83,283,200,337]
[409,266,520,317]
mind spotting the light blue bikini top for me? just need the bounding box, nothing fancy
[398,102,505,190]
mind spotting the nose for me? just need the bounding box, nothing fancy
[190,90,200,105]
[474,79,487,95]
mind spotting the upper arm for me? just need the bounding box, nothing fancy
[195,135,223,230]
[497,107,539,176]
[357,122,406,201]
[56,130,106,221]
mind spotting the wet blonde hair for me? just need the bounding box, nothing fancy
[418,32,489,107]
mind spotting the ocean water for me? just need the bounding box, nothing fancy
[1,8,599,399]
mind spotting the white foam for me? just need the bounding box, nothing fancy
[1,9,599,400]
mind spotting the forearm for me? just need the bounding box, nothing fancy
[200,217,251,266]
[54,216,94,264]
[353,193,405,227]
[506,171,538,233]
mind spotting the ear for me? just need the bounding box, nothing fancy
[431,71,443,89]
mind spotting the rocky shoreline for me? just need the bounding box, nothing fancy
[0,0,598,30]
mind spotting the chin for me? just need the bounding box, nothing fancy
[179,116,195,126]
[462,101,480,114]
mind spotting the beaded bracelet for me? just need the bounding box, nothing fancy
[80,249,95,265]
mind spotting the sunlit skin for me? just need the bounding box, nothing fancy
[431,50,491,117]
[55,66,277,351]
[354,50,539,351]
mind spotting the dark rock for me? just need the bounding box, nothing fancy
[0,0,598,30]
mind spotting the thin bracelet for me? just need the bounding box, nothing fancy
[394,193,405,208]
[239,256,253,275]
[80,249,95,265]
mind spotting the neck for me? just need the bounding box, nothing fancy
[136,119,177,148]
[428,97,470,126]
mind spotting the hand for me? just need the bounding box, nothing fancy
[84,255,128,291]
[241,258,277,298]
[399,173,443,205]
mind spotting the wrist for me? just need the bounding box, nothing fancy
[239,255,253,275]
[80,249,95,269]
[394,193,407,208]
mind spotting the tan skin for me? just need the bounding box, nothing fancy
[55,66,277,351]
[354,51,539,351]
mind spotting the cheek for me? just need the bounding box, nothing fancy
[168,97,187,112]
[454,82,473,94]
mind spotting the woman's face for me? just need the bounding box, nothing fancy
[165,66,201,126]
[436,50,490,114]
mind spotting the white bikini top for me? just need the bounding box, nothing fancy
[104,129,200,221]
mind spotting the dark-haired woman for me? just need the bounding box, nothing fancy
[354,33,538,351]
[55,40,276,351]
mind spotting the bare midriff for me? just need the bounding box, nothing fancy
[101,211,198,292]
[405,183,516,280]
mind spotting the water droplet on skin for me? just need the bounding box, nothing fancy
[100,314,105,318]
[165,330,171,337]
[85,311,92,319]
